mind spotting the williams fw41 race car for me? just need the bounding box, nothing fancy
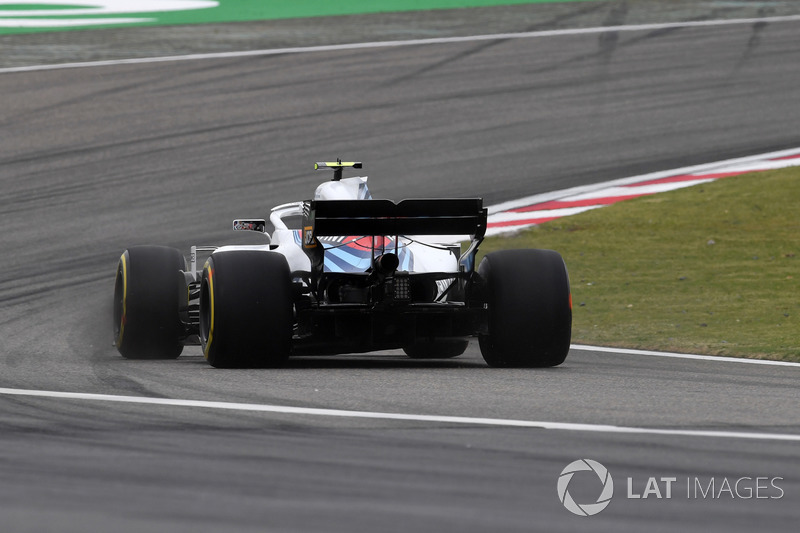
[113,161,572,368]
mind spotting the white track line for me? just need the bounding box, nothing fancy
[488,204,603,223]
[2,15,800,74]
[571,345,800,368]
[1,386,798,442]
[0,18,150,27]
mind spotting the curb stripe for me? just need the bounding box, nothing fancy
[487,147,800,235]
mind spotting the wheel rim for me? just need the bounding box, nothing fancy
[199,270,214,358]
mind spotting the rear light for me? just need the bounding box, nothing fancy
[391,272,411,301]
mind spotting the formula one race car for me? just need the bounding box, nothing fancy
[113,161,572,368]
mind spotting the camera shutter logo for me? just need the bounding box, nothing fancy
[557,459,614,516]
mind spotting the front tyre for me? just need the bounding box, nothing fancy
[478,249,572,368]
[200,251,292,368]
[113,246,185,359]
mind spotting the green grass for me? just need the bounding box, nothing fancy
[479,166,800,361]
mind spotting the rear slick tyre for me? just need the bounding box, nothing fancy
[478,249,572,368]
[200,251,292,368]
[113,246,185,360]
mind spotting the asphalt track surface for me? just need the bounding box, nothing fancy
[2,3,800,532]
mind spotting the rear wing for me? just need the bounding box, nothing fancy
[302,198,487,241]
[302,198,487,294]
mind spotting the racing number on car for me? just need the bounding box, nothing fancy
[303,226,316,248]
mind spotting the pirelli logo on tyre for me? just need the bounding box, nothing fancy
[303,226,316,248]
